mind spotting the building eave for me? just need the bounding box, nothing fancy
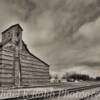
[22,40,49,67]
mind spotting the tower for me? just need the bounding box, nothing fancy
[2,24,23,49]
[2,24,23,87]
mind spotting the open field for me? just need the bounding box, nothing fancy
[48,87,100,100]
[0,82,100,100]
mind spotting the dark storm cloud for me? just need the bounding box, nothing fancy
[3,0,100,40]
[0,0,100,76]
[3,0,36,21]
[2,0,100,42]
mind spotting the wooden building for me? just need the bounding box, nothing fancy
[0,24,49,87]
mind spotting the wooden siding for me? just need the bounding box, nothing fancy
[21,71,49,76]
[21,66,49,72]
[20,48,49,86]
[0,49,14,86]
[0,44,49,87]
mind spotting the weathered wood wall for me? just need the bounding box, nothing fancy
[0,47,49,87]
[0,48,14,86]
[20,50,49,86]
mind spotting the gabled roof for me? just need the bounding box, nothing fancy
[0,24,23,47]
[2,24,23,34]
[22,41,49,67]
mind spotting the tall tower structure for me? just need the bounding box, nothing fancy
[1,24,23,87]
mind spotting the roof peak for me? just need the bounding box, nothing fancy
[2,24,23,34]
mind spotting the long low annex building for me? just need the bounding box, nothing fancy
[0,24,50,88]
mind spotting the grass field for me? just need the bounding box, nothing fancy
[45,86,100,100]
[0,81,100,100]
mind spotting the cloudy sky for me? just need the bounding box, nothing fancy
[0,0,100,77]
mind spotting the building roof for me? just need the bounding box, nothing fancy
[2,24,23,34]
[22,41,49,67]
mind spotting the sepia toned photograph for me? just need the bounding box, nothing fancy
[0,0,100,100]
